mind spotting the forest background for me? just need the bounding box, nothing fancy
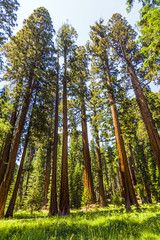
[0,0,160,230]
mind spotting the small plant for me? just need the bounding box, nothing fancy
[111,190,123,207]
[81,189,91,209]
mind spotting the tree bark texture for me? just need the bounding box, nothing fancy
[127,60,160,174]
[59,52,70,215]
[5,131,29,218]
[80,80,96,204]
[0,94,20,185]
[49,54,59,216]
[93,108,106,207]
[104,60,138,210]
[0,73,35,219]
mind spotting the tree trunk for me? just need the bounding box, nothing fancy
[0,73,35,219]
[49,54,59,216]
[43,142,51,209]
[80,85,96,204]
[5,131,29,218]
[104,60,138,210]
[0,94,20,185]
[43,103,54,209]
[93,108,106,207]
[21,146,35,206]
[59,51,70,215]
[127,60,160,174]
[128,143,137,186]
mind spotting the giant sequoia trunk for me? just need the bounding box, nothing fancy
[0,73,35,219]
[0,95,20,185]
[49,55,59,216]
[80,80,96,204]
[59,52,70,215]
[93,108,106,207]
[5,129,30,218]
[127,61,160,174]
[104,60,138,210]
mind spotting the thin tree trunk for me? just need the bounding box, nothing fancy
[43,103,54,209]
[104,60,138,210]
[43,142,51,209]
[127,60,160,174]
[128,143,137,186]
[59,51,70,215]
[0,73,35,219]
[93,108,106,207]
[80,81,96,204]
[21,146,35,206]
[49,54,59,216]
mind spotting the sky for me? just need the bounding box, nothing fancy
[15,0,142,45]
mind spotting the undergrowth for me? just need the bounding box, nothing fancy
[0,204,160,240]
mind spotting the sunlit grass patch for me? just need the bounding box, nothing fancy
[0,204,160,240]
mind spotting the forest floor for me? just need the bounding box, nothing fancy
[0,204,160,240]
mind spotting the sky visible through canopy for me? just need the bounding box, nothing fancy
[15,0,141,45]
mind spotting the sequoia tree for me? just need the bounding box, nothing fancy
[57,23,77,215]
[89,19,138,209]
[0,7,55,218]
[108,13,160,174]
[69,46,96,204]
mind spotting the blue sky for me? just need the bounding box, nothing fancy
[15,0,141,45]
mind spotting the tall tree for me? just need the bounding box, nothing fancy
[0,7,55,218]
[49,53,59,216]
[90,77,106,207]
[89,19,138,209]
[69,46,96,204]
[57,23,77,215]
[108,13,160,174]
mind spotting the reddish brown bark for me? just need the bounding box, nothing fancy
[127,61,160,174]
[80,80,96,204]
[0,95,19,185]
[104,60,138,210]
[5,131,29,218]
[49,55,59,216]
[93,108,106,207]
[59,52,70,215]
[0,74,35,219]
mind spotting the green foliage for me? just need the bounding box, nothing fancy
[111,190,123,207]
[0,0,20,45]
[81,189,91,207]
[138,7,160,79]
[24,146,45,212]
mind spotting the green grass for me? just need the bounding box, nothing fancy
[0,204,160,240]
